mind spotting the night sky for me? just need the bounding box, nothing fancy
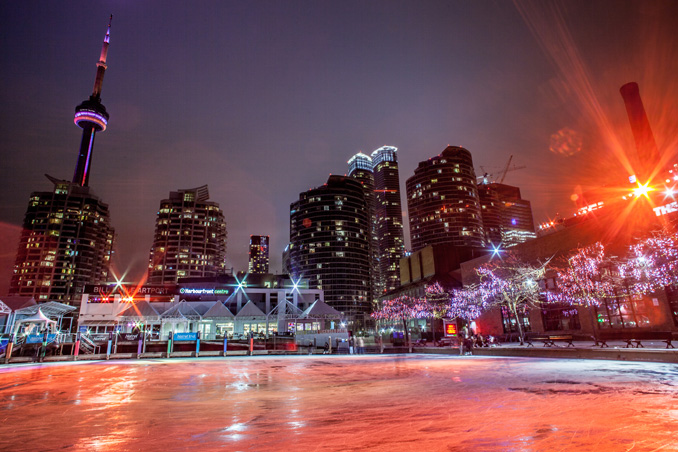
[1,1,677,295]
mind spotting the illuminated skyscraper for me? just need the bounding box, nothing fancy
[406,146,485,251]
[289,176,371,328]
[9,18,116,304]
[248,235,270,274]
[348,152,379,300]
[148,186,227,284]
[370,146,405,294]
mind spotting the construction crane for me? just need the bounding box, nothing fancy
[477,155,526,185]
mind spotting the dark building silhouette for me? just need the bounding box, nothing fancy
[248,235,270,274]
[478,183,536,247]
[620,82,661,183]
[371,146,406,294]
[9,18,116,305]
[289,175,371,328]
[148,186,227,284]
[477,184,503,246]
[406,146,485,252]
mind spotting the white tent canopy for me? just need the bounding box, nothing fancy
[13,308,58,334]
[300,300,343,319]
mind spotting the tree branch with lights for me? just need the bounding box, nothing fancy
[452,253,549,345]
[371,295,431,345]
[547,242,621,307]
[619,227,678,294]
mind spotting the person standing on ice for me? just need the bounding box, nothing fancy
[357,336,365,354]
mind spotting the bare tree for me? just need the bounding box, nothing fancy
[453,253,548,345]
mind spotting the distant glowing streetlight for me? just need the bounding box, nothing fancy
[631,181,655,199]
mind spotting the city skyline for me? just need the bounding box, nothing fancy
[2,1,678,295]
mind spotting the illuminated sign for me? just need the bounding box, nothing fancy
[85,284,177,303]
[654,202,678,217]
[444,321,458,337]
[26,334,57,344]
[173,333,198,341]
[87,285,175,296]
[179,288,229,295]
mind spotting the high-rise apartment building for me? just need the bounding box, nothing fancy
[248,235,270,274]
[486,183,537,247]
[9,18,116,305]
[477,184,503,246]
[10,179,115,303]
[370,146,406,294]
[348,152,379,300]
[147,185,227,284]
[406,146,485,251]
[289,175,371,328]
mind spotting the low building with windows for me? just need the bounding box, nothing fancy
[76,274,332,340]
[461,200,678,339]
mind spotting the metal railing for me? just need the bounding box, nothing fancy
[79,334,100,354]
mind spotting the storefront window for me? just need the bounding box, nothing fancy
[595,294,653,329]
[541,304,581,331]
[664,284,678,327]
[500,306,531,334]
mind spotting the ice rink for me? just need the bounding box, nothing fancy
[1,355,677,451]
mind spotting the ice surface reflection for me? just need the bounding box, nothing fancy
[1,355,677,451]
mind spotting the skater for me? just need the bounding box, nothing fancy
[357,336,365,354]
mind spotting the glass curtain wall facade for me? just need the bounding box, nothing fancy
[371,146,405,294]
[348,152,379,301]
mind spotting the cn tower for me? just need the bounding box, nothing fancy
[72,15,112,187]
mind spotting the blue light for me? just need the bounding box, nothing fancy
[290,275,303,294]
[234,273,249,293]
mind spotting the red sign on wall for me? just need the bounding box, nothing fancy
[444,321,457,337]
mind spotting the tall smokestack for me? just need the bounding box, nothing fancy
[620,82,660,182]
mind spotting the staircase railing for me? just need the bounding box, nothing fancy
[79,334,100,354]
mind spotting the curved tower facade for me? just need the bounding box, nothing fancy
[371,146,405,295]
[289,175,371,328]
[348,152,378,301]
[148,186,227,284]
[406,146,485,251]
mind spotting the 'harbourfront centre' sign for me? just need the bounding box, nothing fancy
[179,288,229,295]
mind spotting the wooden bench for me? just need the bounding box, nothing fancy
[526,334,574,348]
[595,331,675,349]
